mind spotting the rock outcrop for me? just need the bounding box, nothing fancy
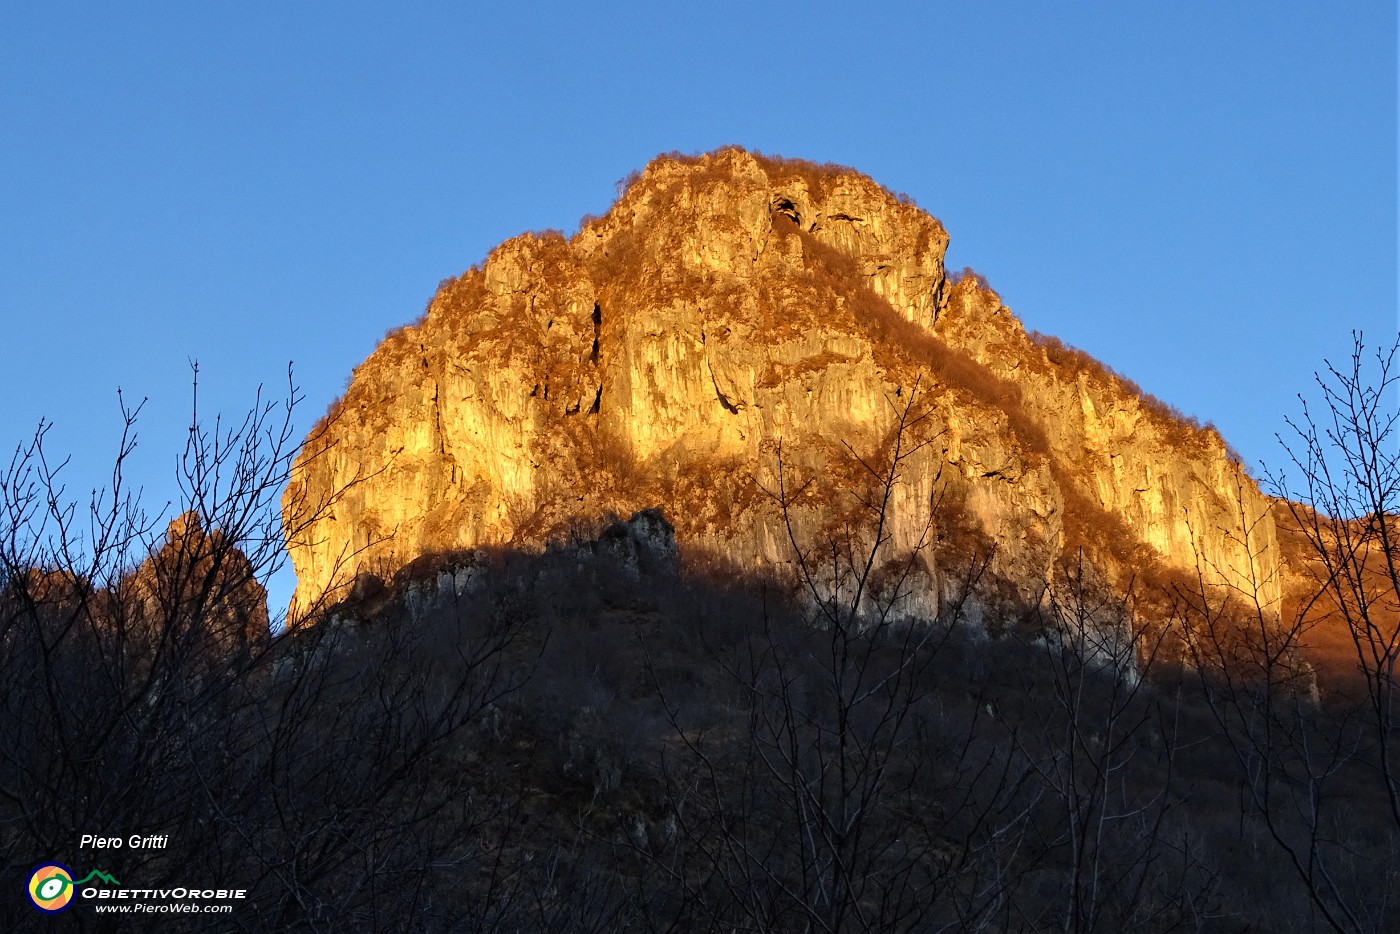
[1,512,269,649]
[126,511,269,648]
[283,148,1280,622]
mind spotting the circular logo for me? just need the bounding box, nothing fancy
[27,864,76,913]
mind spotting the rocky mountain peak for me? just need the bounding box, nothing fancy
[573,148,950,330]
[283,148,1278,623]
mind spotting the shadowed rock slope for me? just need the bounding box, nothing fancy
[283,148,1279,621]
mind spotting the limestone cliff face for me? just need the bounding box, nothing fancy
[283,148,1280,620]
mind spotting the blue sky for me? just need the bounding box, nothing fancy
[2,2,1395,609]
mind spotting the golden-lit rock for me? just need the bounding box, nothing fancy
[283,148,1280,621]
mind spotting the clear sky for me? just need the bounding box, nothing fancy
[2,2,1395,611]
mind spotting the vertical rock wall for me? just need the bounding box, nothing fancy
[284,148,1279,622]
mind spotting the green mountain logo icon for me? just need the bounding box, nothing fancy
[73,869,122,887]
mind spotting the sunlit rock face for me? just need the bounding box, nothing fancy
[283,148,1279,621]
